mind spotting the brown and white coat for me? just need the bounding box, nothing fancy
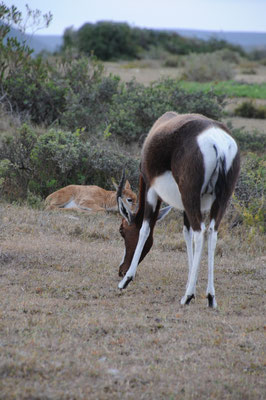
[45,180,136,212]
[117,112,240,308]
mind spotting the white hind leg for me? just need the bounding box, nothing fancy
[183,225,193,289]
[206,219,218,308]
[181,223,205,305]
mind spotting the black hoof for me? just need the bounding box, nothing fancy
[122,276,133,289]
[185,294,195,305]
[207,293,216,308]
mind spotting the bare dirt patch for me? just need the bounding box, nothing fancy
[104,60,183,85]
[0,204,265,399]
[235,65,266,84]
[224,115,266,134]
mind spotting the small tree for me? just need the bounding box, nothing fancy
[0,2,52,115]
[74,21,139,60]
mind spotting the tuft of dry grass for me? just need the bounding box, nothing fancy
[0,203,265,399]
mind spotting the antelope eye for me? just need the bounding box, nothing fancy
[127,198,133,203]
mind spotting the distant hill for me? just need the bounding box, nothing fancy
[6,26,63,54]
[6,26,266,54]
[173,28,266,51]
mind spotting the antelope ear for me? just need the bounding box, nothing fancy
[125,180,131,190]
[118,197,133,224]
[157,206,172,222]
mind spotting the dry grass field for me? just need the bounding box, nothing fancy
[0,203,265,399]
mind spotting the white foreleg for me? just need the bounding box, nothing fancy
[118,220,150,289]
[183,226,193,289]
[181,223,205,305]
[206,219,218,308]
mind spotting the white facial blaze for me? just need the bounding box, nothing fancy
[118,220,151,289]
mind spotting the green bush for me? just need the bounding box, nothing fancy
[62,21,245,61]
[234,153,265,233]
[107,78,225,143]
[183,52,235,82]
[0,124,139,201]
[163,55,183,68]
[76,22,139,60]
[214,48,241,64]
[3,57,68,124]
[230,127,266,153]
[60,57,120,133]
[0,124,37,199]
[30,128,88,195]
[234,101,266,119]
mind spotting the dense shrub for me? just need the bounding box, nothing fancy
[1,3,57,124]
[62,21,245,61]
[249,48,266,62]
[164,55,183,68]
[2,46,226,143]
[234,153,265,233]
[3,57,68,124]
[107,78,225,143]
[234,101,266,119]
[0,124,37,199]
[0,124,139,201]
[76,22,139,60]
[60,57,120,133]
[230,127,266,153]
[183,52,235,82]
[214,48,241,64]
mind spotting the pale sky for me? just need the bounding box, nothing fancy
[6,0,266,35]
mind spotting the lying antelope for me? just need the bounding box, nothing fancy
[117,112,240,308]
[45,180,137,212]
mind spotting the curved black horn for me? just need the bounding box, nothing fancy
[116,168,126,203]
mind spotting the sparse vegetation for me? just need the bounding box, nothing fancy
[234,153,265,233]
[0,203,265,399]
[182,52,235,82]
[231,127,266,153]
[0,3,265,399]
[234,101,266,119]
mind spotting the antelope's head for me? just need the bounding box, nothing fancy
[116,171,171,277]
[113,175,137,211]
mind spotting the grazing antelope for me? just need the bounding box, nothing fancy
[117,112,240,308]
[45,180,137,212]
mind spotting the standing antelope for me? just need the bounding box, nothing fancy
[45,180,136,212]
[117,112,240,308]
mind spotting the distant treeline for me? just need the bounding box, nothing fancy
[62,21,245,60]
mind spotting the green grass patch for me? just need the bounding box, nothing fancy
[178,80,266,99]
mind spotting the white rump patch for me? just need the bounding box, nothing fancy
[197,127,238,193]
